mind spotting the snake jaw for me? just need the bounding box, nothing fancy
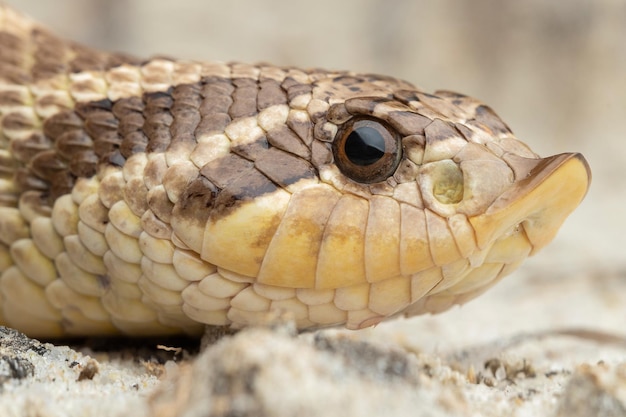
[469,152,591,253]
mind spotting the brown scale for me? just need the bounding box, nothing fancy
[66,135,99,179]
[0,89,27,110]
[0,31,30,84]
[13,111,83,200]
[1,111,35,133]
[201,154,255,189]
[113,97,148,158]
[266,126,310,159]
[285,82,312,103]
[257,79,287,110]
[75,100,120,170]
[31,25,141,82]
[229,78,258,119]
[254,148,317,188]
[286,117,314,147]
[197,78,234,135]
[31,29,71,81]
[168,83,202,161]
[231,137,269,162]
[143,91,174,153]
[467,105,512,137]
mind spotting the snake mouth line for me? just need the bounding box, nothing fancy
[469,152,591,253]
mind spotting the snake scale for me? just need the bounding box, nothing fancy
[0,5,590,338]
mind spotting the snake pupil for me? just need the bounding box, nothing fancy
[344,127,386,166]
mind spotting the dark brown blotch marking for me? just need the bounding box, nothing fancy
[286,118,314,146]
[266,126,310,159]
[68,44,108,73]
[56,130,94,164]
[344,96,392,115]
[231,137,269,162]
[43,111,83,139]
[113,97,148,158]
[147,185,174,224]
[311,140,332,167]
[469,105,511,136]
[210,169,278,217]
[280,77,303,91]
[433,90,468,100]
[107,150,125,167]
[454,123,476,142]
[31,28,67,80]
[258,79,287,110]
[143,91,173,153]
[1,112,36,132]
[196,113,232,137]
[286,83,312,103]
[326,103,352,124]
[0,62,29,84]
[69,151,98,177]
[384,111,432,136]
[75,98,113,116]
[424,118,461,142]
[393,90,420,105]
[114,97,145,135]
[255,147,316,187]
[229,78,258,119]
[0,31,25,65]
[0,90,27,107]
[176,175,217,213]
[331,75,362,85]
[172,175,216,237]
[200,79,234,113]
[200,153,255,189]
[14,168,48,192]
[84,110,119,143]
[92,131,121,166]
[1,23,143,84]
[119,131,148,158]
[313,122,335,142]
[29,150,67,180]
[171,83,202,150]
[75,99,122,165]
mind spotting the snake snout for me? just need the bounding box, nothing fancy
[468,152,591,253]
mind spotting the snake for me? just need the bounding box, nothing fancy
[0,5,590,338]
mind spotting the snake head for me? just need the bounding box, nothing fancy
[169,72,590,329]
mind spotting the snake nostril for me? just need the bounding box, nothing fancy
[431,161,464,205]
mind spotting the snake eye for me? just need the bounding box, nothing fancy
[332,119,402,183]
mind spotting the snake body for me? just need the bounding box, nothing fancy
[0,6,590,337]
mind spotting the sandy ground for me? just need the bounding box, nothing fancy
[1,267,625,417]
[1,1,625,416]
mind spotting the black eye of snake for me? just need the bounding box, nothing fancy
[332,118,402,184]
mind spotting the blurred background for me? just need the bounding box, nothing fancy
[6,1,625,292]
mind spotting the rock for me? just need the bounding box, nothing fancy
[148,326,468,417]
[555,362,626,417]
